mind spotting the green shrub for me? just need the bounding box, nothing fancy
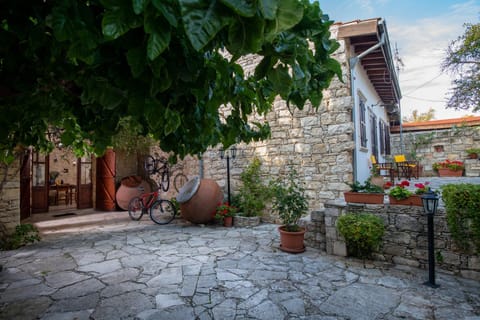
[348,181,384,193]
[237,157,272,217]
[337,213,385,258]
[441,183,480,253]
[1,224,41,250]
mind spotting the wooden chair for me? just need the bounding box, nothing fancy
[55,184,70,205]
[370,155,394,183]
[393,154,419,180]
[69,185,77,205]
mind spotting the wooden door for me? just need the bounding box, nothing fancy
[20,149,31,219]
[77,155,93,209]
[31,151,49,213]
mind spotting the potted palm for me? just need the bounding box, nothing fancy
[271,167,309,253]
[466,148,480,159]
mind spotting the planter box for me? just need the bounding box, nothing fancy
[388,195,423,206]
[437,168,463,177]
[343,192,384,204]
[233,215,261,227]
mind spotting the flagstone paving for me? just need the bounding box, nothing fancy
[1,216,480,320]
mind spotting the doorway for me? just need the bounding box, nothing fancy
[22,147,93,217]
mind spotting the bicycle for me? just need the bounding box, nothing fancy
[170,163,188,192]
[144,155,170,192]
[144,155,188,193]
[127,187,177,225]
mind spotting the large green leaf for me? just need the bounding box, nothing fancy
[49,4,76,41]
[132,0,147,14]
[152,0,178,27]
[102,4,141,39]
[264,0,303,40]
[126,47,146,77]
[259,0,278,20]
[179,0,228,51]
[147,30,170,60]
[220,0,255,17]
[226,17,265,56]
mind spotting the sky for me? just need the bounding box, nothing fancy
[320,0,480,120]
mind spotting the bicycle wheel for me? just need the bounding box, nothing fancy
[128,197,144,220]
[161,169,170,192]
[144,155,156,175]
[150,199,176,225]
[174,173,188,193]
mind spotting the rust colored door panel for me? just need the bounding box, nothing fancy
[77,155,93,209]
[31,152,49,213]
[96,149,116,211]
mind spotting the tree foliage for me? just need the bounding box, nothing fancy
[402,108,436,123]
[0,0,341,163]
[442,22,480,112]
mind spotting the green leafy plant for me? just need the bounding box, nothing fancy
[337,213,385,259]
[237,157,272,217]
[214,202,238,221]
[271,167,309,232]
[388,180,413,200]
[466,148,480,155]
[432,160,464,171]
[1,224,41,250]
[348,181,384,193]
[441,183,480,253]
[0,1,341,163]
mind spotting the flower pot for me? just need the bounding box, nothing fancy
[370,176,385,188]
[468,153,478,159]
[388,195,423,206]
[437,168,463,177]
[223,216,233,227]
[278,226,306,253]
[343,192,384,204]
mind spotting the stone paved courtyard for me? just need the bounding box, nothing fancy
[1,213,479,320]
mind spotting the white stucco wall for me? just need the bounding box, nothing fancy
[352,62,390,183]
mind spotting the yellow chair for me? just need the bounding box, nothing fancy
[393,155,419,180]
[370,155,394,183]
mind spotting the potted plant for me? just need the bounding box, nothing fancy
[214,202,237,227]
[235,157,272,227]
[343,181,385,204]
[271,167,309,253]
[432,159,464,177]
[368,166,385,188]
[466,148,480,159]
[388,180,422,206]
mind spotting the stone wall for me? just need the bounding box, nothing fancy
[182,33,355,221]
[299,200,480,281]
[391,125,480,176]
[0,159,21,238]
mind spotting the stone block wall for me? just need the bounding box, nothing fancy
[300,200,480,280]
[391,126,480,176]
[182,32,355,221]
[0,160,21,238]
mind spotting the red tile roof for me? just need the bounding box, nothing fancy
[391,116,480,133]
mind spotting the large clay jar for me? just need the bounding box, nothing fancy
[115,176,152,210]
[177,177,222,224]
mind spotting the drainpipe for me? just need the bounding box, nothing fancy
[349,30,386,182]
[198,153,204,179]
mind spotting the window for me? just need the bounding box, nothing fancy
[370,112,378,159]
[379,120,385,155]
[359,98,367,148]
